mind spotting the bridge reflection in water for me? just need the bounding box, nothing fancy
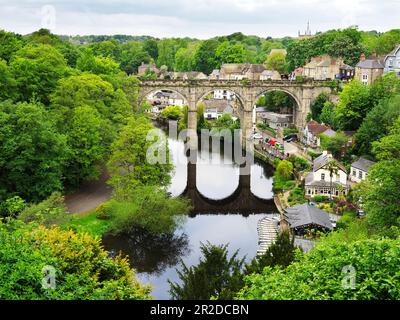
[181,159,277,217]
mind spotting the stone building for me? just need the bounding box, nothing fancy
[302,55,345,80]
[355,54,384,85]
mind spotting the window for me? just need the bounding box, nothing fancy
[388,59,393,67]
[359,171,363,179]
[321,173,325,181]
[352,169,356,176]
[362,74,368,84]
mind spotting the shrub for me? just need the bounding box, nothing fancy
[237,238,400,300]
[336,214,354,229]
[0,220,151,300]
[283,127,298,137]
[0,196,27,217]
[95,202,114,220]
[313,195,329,203]
[288,187,307,206]
[161,105,183,120]
[308,150,322,160]
[108,186,191,235]
[18,192,69,227]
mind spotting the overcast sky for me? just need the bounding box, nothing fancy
[0,0,399,38]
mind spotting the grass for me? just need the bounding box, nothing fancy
[65,211,111,238]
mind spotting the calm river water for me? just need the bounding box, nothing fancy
[102,131,278,299]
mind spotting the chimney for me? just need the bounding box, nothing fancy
[360,53,366,61]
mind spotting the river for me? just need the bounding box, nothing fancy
[102,129,278,299]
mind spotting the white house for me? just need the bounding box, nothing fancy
[168,92,184,108]
[305,151,348,198]
[203,100,234,120]
[383,44,400,79]
[350,158,376,183]
[213,89,235,100]
[302,120,330,147]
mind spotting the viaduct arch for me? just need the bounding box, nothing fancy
[138,79,333,140]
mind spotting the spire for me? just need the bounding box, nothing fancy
[306,21,311,35]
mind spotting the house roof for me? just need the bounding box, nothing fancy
[340,64,355,70]
[203,100,233,113]
[385,45,400,60]
[351,157,376,172]
[356,59,384,69]
[313,152,347,173]
[306,120,329,135]
[321,128,336,137]
[305,172,346,188]
[262,112,292,123]
[284,203,333,230]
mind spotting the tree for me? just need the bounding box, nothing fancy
[161,105,183,120]
[107,116,172,196]
[319,102,338,129]
[157,39,187,70]
[325,160,339,199]
[372,117,400,161]
[310,93,329,121]
[143,38,159,61]
[0,220,151,300]
[0,101,67,202]
[174,42,199,72]
[194,39,219,74]
[76,48,120,75]
[265,51,286,74]
[10,44,68,104]
[89,40,120,59]
[215,41,247,68]
[169,242,245,300]
[50,73,130,128]
[237,238,400,300]
[244,230,297,275]
[0,29,23,62]
[63,106,109,187]
[354,95,400,157]
[320,132,348,159]
[276,160,294,180]
[0,59,17,101]
[119,42,151,75]
[335,79,371,130]
[327,35,366,66]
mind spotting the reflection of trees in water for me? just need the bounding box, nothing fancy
[102,228,190,275]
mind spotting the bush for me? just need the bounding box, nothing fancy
[108,186,191,235]
[95,202,114,220]
[283,127,298,137]
[313,195,329,203]
[336,214,354,230]
[288,187,307,206]
[18,192,69,227]
[308,150,322,160]
[0,220,151,300]
[0,196,27,217]
[288,154,310,171]
[237,237,400,300]
[160,105,183,120]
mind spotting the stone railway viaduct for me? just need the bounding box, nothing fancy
[138,78,334,141]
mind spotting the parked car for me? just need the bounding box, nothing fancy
[252,133,262,139]
[283,133,298,141]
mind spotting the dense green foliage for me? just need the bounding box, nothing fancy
[0,101,67,202]
[0,220,151,300]
[103,186,190,235]
[107,116,172,196]
[237,237,400,300]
